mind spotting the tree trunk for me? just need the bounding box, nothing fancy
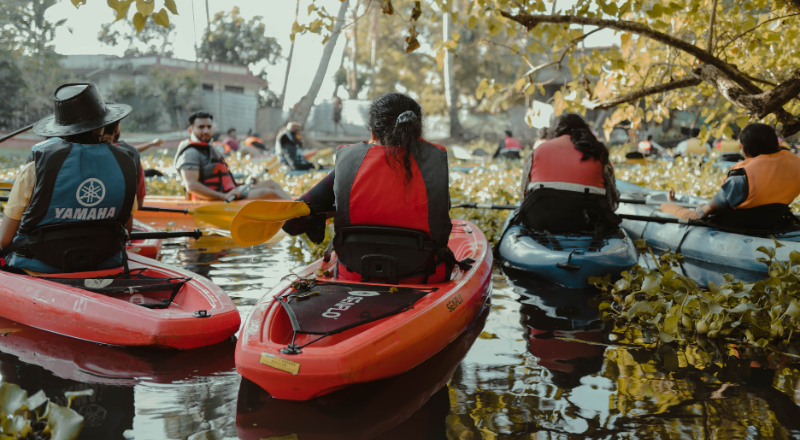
[347,8,359,99]
[289,0,350,126]
[205,0,210,25]
[443,10,463,138]
[278,0,300,109]
[368,2,380,99]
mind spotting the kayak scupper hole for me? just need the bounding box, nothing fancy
[744,238,753,243]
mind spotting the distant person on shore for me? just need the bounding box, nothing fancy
[275,122,315,171]
[660,123,800,229]
[715,134,740,153]
[175,111,290,201]
[493,130,522,159]
[332,96,346,136]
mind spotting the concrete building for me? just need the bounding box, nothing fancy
[61,55,266,133]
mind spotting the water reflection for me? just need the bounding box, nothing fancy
[0,228,799,438]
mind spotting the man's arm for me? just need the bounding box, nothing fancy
[0,218,20,249]
[135,138,164,152]
[493,140,505,158]
[180,169,239,201]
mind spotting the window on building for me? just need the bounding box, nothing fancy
[224,85,245,94]
[202,83,214,91]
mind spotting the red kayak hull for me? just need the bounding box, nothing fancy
[0,253,240,349]
[235,220,492,400]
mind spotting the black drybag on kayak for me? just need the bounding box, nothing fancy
[517,187,621,233]
[706,203,800,233]
[0,221,128,273]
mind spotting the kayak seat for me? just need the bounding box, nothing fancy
[0,221,127,273]
[333,226,440,285]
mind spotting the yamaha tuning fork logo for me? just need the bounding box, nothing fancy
[76,178,105,207]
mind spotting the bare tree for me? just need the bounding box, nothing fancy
[278,0,301,109]
[289,0,350,126]
[347,6,359,99]
[368,1,380,99]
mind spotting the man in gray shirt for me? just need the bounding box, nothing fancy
[175,111,291,201]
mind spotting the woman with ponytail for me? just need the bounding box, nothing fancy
[518,113,621,232]
[282,92,455,284]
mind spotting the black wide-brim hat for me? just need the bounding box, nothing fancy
[33,83,132,137]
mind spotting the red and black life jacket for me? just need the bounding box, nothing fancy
[333,140,454,283]
[176,142,237,197]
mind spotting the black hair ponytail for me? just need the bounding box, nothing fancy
[548,113,609,164]
[366,92,424,186]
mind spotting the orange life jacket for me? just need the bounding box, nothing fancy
[729,150,800,209]
[529,135,605,195]
[244,136,263,147]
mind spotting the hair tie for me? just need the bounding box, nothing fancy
[395,110,417,126]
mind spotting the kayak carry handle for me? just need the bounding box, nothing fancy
[130,228,203,240]
[556,250,581,271]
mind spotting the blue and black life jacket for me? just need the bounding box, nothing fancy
[5,139,137,273]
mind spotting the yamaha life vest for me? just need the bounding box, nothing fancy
[502,137,522,152]
[6,140,137,273]
[176,141,237,198]
[728,150,800,209]
[333,140,453,282]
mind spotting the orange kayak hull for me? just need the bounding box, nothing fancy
[235,220,492,400]
[0,253,240,349]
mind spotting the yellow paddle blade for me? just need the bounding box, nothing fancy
[0,180,13,190]
[188,202,246,229]
[231,200,311,247]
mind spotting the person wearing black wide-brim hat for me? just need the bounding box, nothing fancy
[0,83,141,274]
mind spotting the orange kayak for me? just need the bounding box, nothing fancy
[236,306,488,439]
[128,219,163,259]
[235,220,492,400]
[0,252,240,349]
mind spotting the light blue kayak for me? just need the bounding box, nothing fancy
[496,212,638,288]
[616,179,800,285]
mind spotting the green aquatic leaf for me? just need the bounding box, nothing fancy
[664,315,679,334]
[784,298,800,318]
[627,301,654,320]
[757,246,776,260]
[641,273,661,295]
[45,402,84,440]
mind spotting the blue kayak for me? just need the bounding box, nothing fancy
[496,212,638,288]
[616,179,800,285]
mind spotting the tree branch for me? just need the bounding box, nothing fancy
[707,0,718,50]
[718,12,800,54]
[500,12,762,94]
[586,77,702,110]
[696,65,800,118]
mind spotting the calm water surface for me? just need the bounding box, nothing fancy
[1,224,800,439]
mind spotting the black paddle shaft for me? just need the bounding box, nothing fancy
[130,228,203,240]
[139,206,189,214]
[0,124,34,144]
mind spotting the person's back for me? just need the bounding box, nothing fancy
[494,130,522,159]
[519,114,620,233]
[0,83,137,274]
[283,92,458,285]
[277,123,314,171]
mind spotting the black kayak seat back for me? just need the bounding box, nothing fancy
[0,221,126,273]
[626,151,645,159]
[333,225,438,284]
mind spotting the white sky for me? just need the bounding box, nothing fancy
[47,0,619,111]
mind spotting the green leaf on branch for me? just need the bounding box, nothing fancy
[153,8,170,28]
[164,0,178,15]
[135,0,154,17]
[133,12,146,32]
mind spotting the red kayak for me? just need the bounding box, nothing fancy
[128,219,163,259]
[236,220,492,400]
[0,252,240,349]
[236,306,488,439]
[0,316,235,385]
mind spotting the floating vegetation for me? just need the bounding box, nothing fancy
[0,382,86,439]
[590,240,800,355]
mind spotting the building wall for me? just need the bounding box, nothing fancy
[200,91,258,134]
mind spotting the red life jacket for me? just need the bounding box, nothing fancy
[333,140,452,282]
[502,137,521,151]
[528,135,605,195]
[176,142,237,199]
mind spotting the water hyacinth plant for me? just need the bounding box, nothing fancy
[0,382,86,440]
[590,239,800,353]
